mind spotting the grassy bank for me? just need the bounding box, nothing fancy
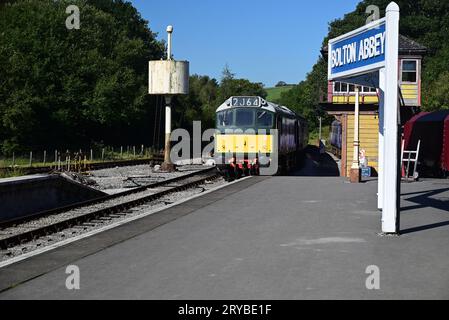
[265,86,294,102]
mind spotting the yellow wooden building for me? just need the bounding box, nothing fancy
[321,35,426,177]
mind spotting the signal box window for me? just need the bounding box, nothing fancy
[402,60,417,83]
[334,82,341,92]
[334,81,376,93]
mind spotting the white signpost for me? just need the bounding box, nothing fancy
[381,2,400,234]
[328,2,400,234]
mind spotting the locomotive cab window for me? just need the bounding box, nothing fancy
[256,111,274,128]
[216,110,234,127]
[235,109,254,126]
[401,60,417,83]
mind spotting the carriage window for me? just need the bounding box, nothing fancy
[402,60,417,83]
[235,109,254,126]
[216,110,234,127]
[340,82,348,92]
[256,111,273,127]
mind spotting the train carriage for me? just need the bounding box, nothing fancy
[214,96,308,178]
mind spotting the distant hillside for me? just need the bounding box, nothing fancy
[265,86,294,102]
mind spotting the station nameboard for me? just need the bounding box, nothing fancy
[328,18,386,80]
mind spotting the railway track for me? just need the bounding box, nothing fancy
[0,156,165,176]
[0,167,220,250]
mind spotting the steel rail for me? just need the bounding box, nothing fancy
[0,170,220,249]
[0,167,216,229]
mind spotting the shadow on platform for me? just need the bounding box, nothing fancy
[400,186,449,234]
[289,145,340,177]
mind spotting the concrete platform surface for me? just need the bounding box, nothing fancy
[0,174,448,299]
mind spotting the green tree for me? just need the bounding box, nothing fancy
[279,0,449,136]
[174,75,219,129]
[0,0,165,154]
[217,65,267,104]
[426,71,449,111]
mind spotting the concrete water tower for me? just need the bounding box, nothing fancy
[148,25,189,171]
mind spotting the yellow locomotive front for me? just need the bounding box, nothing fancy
[214,96,308,179]
[214,96,276,178]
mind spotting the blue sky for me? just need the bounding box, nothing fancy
[130,0,360,87]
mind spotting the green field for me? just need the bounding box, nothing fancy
[265,86,294,102]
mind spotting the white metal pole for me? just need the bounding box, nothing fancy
[378,68,385,210]
[167,25,173,60]
[351,87,360,171]
[382,2,400,234]
[164,96,172,164]
[162,25,174,169]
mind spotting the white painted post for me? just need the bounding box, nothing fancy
[382,2,400,234]
[352,87,360,170]
[378,68,386,210]
[164,96,173,165]
[167,25,173,60]
[350,87,361,183]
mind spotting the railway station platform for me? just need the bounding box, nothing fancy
[0,174,106,223]
[0,154,448,299]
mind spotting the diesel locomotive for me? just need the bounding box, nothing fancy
[214,96,308,178]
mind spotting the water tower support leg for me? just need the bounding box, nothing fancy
[161,95,176,172]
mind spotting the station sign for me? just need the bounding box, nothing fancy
[328,18,386,80]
